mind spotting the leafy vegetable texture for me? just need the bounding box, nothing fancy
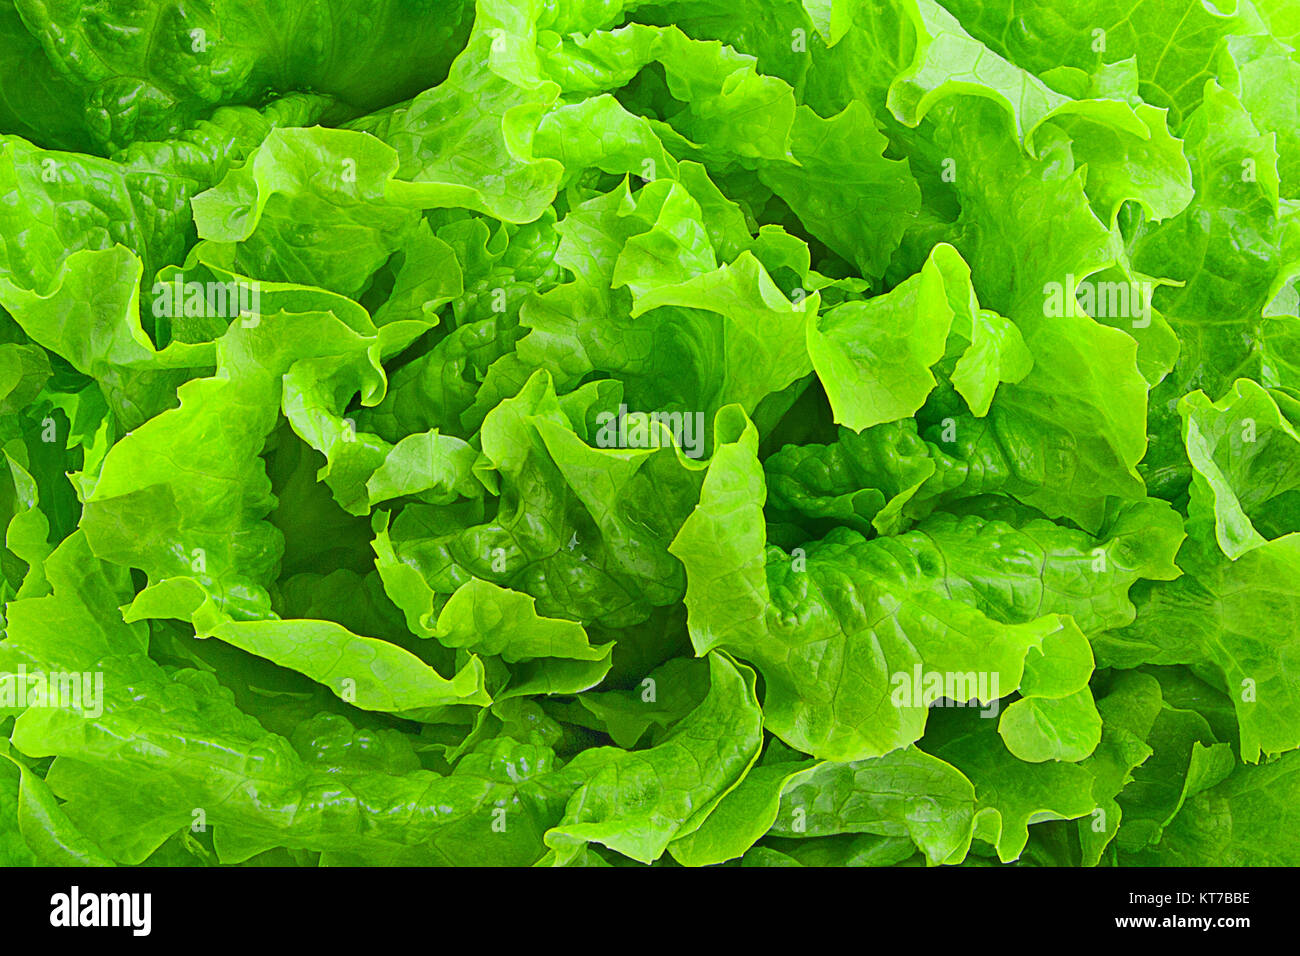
[0,0,1297,868]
